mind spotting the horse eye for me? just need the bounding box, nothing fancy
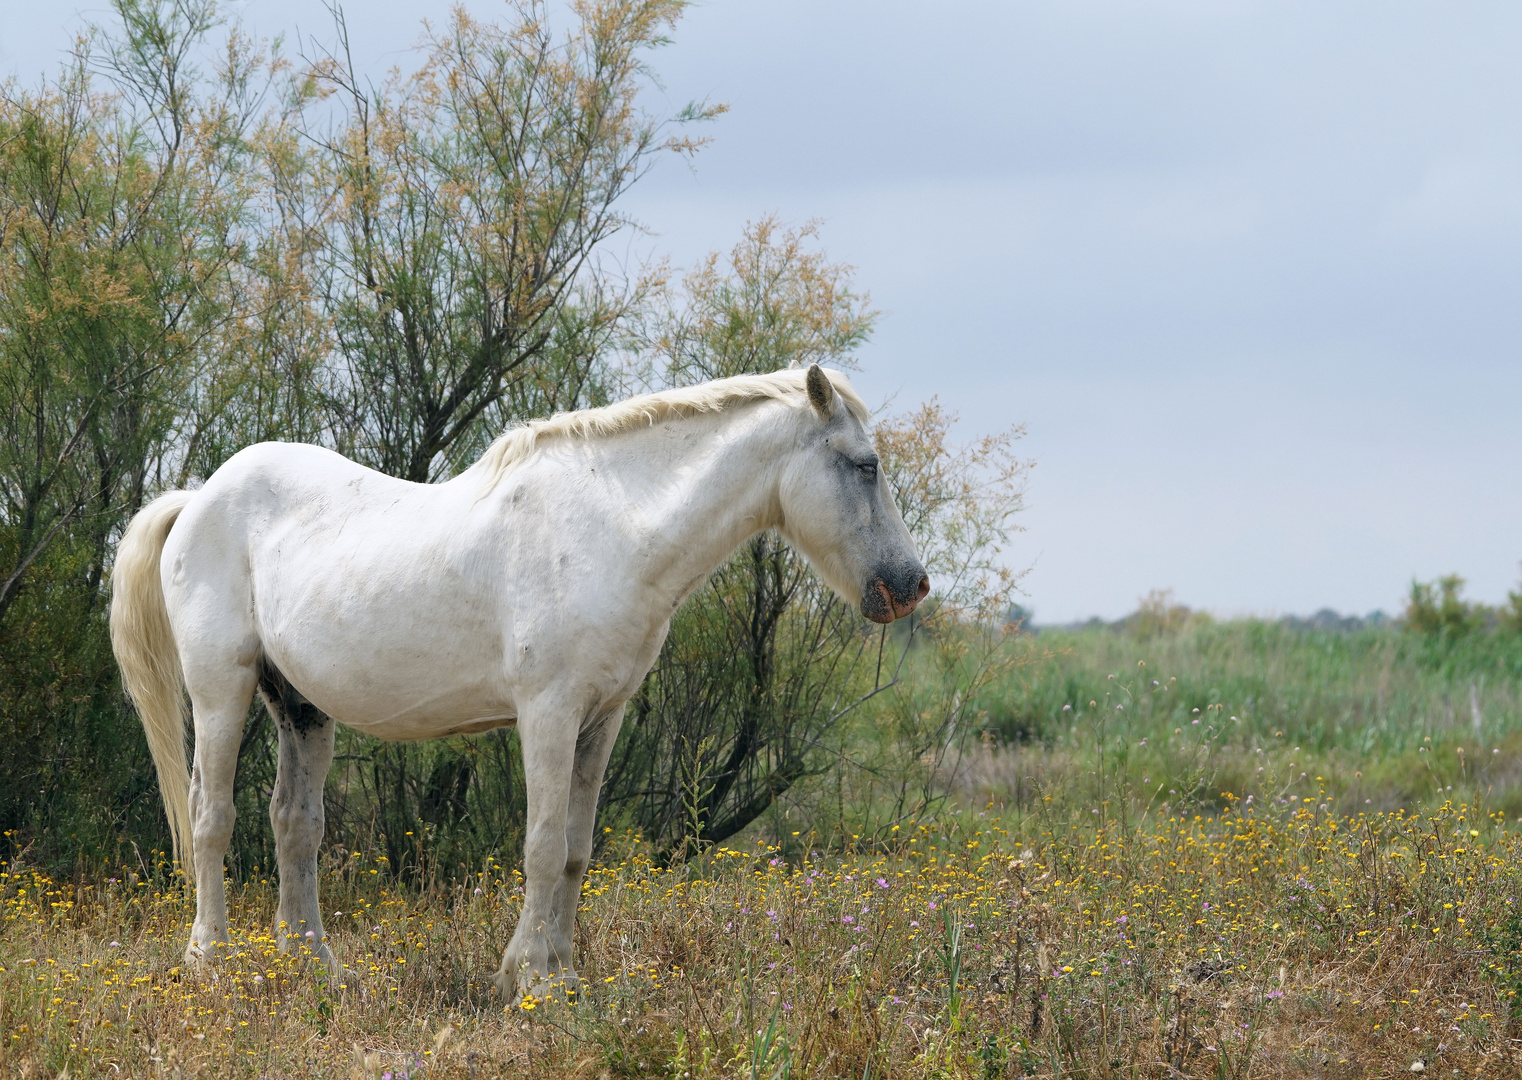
[857,461,878,480]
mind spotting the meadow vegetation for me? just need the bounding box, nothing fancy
[8,595,1522,1076]
[3,793,1518,1076]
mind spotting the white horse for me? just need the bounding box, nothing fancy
[109,364,928,998]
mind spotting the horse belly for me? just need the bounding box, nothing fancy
[255,608,511,736]
[251,544,516,738]
[345,711,518,742]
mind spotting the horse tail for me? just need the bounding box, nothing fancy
[110,489,198,875]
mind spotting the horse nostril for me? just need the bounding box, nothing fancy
[916,576,929,601]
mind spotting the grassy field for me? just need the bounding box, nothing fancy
[960,617,1522,820]
[6,619,1522,1078]
[2,804,1517,1078]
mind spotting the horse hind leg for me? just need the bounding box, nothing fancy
[183,663,258,967]
[259,661,339,973]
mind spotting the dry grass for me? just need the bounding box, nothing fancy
[3,798,1520,1078]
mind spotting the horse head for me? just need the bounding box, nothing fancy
[778,364,930,624]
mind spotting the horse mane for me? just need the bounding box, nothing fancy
[474,367,870,491]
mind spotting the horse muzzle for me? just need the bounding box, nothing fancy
[861,571,930,624]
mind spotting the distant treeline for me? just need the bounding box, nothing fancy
[1020,573,1522,639]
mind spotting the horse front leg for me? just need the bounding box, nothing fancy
[263,676,339,973]
[552,706,625,962]
[495,698,583,1002]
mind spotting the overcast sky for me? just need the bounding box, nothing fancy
[6,1,1521,622]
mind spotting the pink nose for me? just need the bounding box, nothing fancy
[876,576,930,621]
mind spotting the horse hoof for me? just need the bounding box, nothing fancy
[184,934,224,961]
[528,971,580,1003]
[182,942,224,981]
[494,967,581,1005]
[491,968,514,999]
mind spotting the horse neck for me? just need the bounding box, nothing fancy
[603,401,800,601]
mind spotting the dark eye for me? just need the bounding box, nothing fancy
[857,461,878,481]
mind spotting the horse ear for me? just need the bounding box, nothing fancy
[805,364,836,419]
